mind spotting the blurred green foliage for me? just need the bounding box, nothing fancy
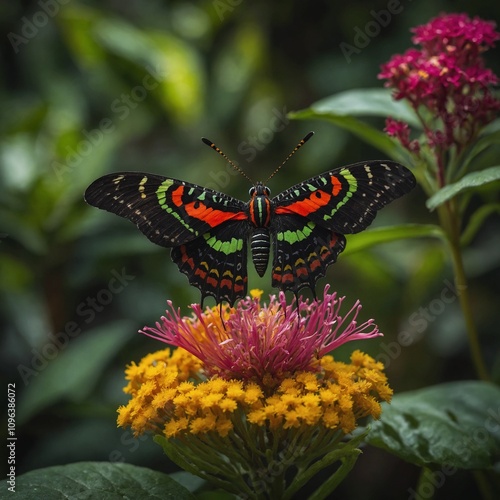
[1,1,499,498]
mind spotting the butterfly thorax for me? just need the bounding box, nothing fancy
[248,182,273,227]
[248,182,273,277]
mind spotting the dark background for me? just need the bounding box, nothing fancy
[1,1,499,498]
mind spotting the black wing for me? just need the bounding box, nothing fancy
[269,161,415,295]
[171,221,251,305]
[270,215,346,294]
[273,161,416,233]
[84,172,248,247]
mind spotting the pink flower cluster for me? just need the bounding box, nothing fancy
[379,13,500,165]
[141,286,381,383]
[412,13,499,57]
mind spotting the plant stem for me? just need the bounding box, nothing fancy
[415,467,436,499]
[307,452,361,500]
[437,200,489,381]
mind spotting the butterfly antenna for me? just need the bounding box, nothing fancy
[265,131,314,183]
[202,137,254,184]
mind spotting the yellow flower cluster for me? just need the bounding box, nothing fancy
[248,350,392,434]
[117,347,392,439]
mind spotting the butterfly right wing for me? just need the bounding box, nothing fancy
[84,172,248,248]
[273,161,416,234]
[270,214,346,296]
[269,161,415,296]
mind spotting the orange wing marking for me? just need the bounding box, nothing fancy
[275,190,331,217]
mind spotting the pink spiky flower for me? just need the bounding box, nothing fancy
[141,286,381,386]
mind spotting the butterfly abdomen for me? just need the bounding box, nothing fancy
[247,183,273,277]
[251,228,270,277]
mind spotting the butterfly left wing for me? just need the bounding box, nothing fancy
[270,161,415,294]
[85,172,251,305]
[84,172,248,248]
[172,220,250,305]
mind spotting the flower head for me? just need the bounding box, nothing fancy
[384,118,420,153]
[411,13,499,57]
[117,288,391,497]
[140,285,381,387]
[379,13,500,164]
[118,348,391,439]
[117,344,391,496]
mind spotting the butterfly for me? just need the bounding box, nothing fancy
[84,132,416,305]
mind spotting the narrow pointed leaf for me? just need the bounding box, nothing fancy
[290,109,403,160]
[426,166,500,211]
[302,88,420,126]
[461,203,500,246]
[463,129,500,167]
[343,224,445,256]
[290,88,421,161]
[18,320,135,424]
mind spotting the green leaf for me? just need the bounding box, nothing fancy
[196,492,236,500]
[18,320,135,424]
[212,23,266,119]
[343,224,445,256]
[302,88,420,127]
[168,471,206,493]
[461,203,500,246]
[289,88,422,162]
[367,381,500,469]
[462,129,500,169]
[4,462,194,499]
[426,166,500,211]
[481,117,500,134]
[58,5,107,67]
[94,19,204,125]
[290,108,403,160]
